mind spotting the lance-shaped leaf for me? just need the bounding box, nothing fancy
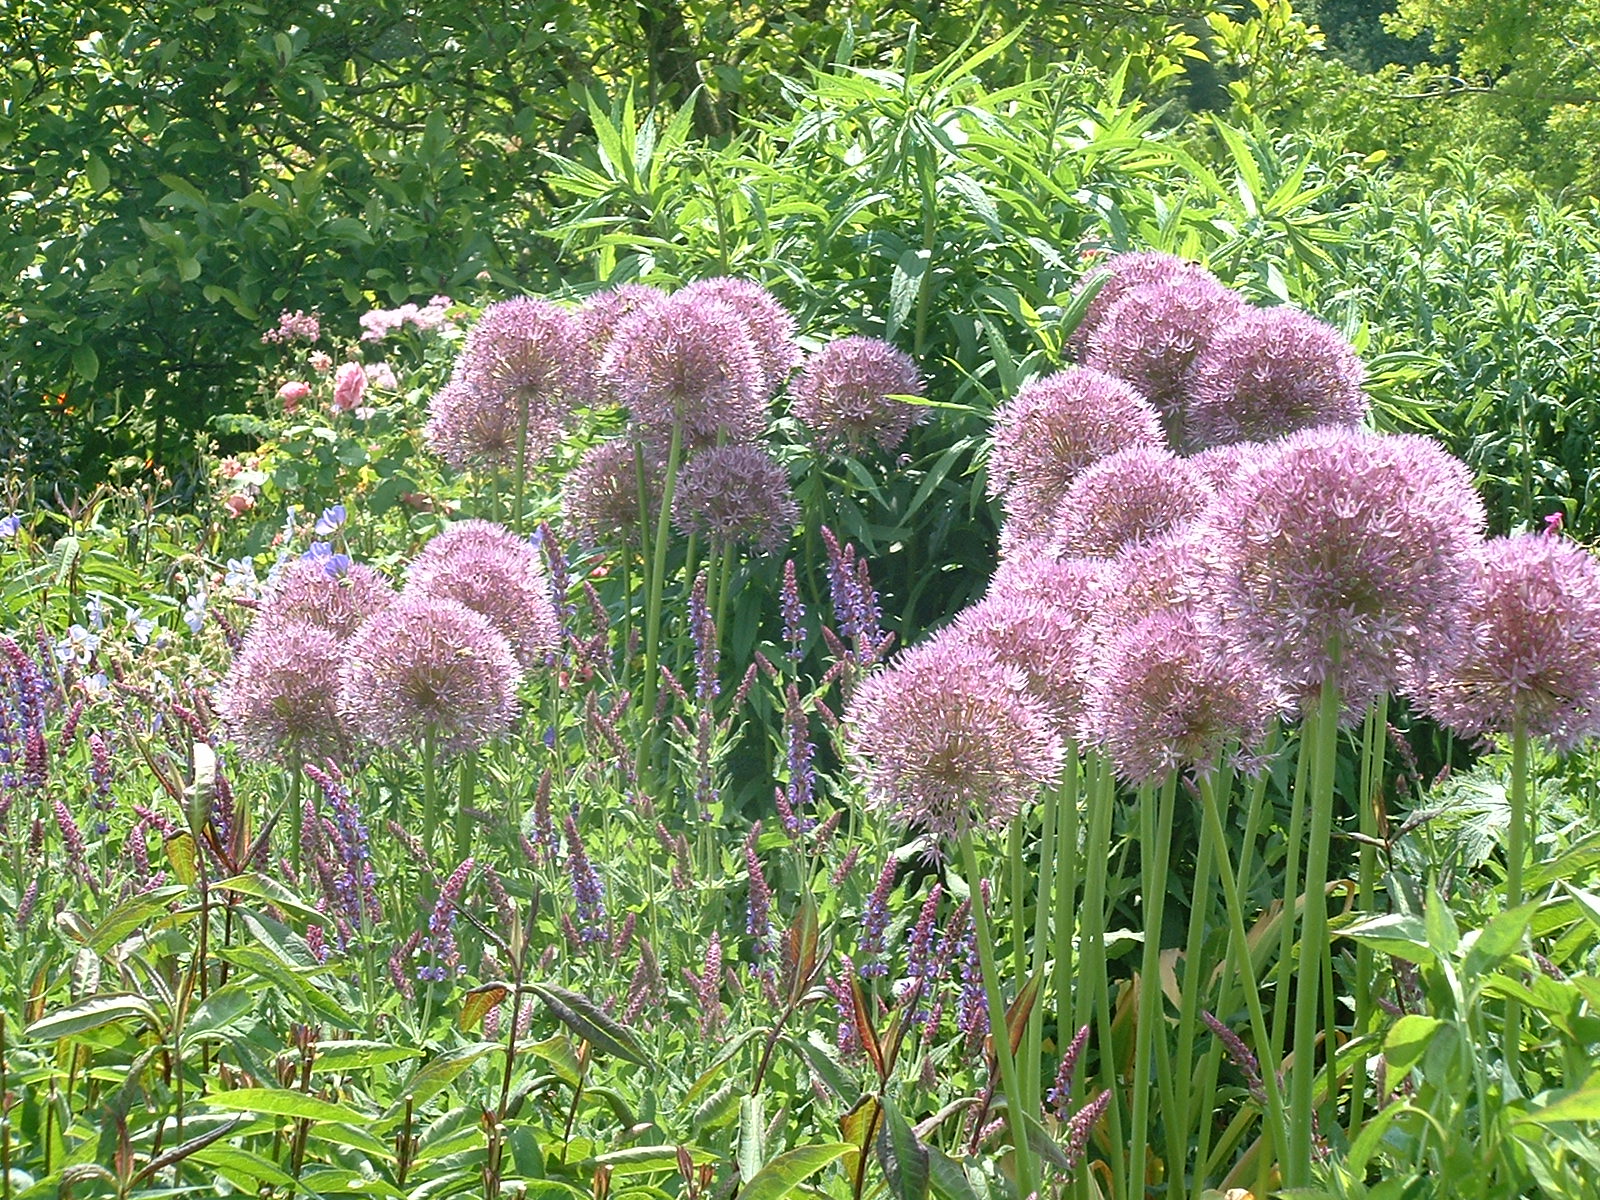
[530,982,647,1064]
[740,1142,854,1200]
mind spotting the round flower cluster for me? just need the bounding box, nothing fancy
[405,520,561,669]
[789,336,925,453]
[672,444,799,553]
[561,439,664,547]
[218,621,348,766]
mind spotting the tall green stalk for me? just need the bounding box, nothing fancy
[1349,695,1388,1139]
[1503,714,1531,1082]
[637,423,685,784]
[958,833,1037,1200]
[1173,772,1221,1186]
[455,749,478,864]
[1129,775,1178,1198]
[1288,659,1342,1185]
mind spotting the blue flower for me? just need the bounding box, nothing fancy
[302,541,351,578]
[314,504,347,536]
[0,514,21,538]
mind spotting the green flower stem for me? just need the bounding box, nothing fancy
[421,734,440,860]
[288,759,303,877]
[1271,721,1313,1075]
[1026,774,1061,1116]
[1075,753,1127,1200]
[637,423,685,786]
[512,396,530,536]
[1198,773,1289,1192]
[455,749,478,864]
[1504,714,1531,1083]
[1130,775,1178,1198]
[1008,819,1027,985]
[1289,664,1342,1185]
[1349,695,1388,1139]
[1050,747,1081,1077]
[958,832,1037,1200]
[1174,770,1221,1184]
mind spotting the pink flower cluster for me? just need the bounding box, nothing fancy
[359,296,455,341]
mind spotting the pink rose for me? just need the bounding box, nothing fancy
[332,362,367,412]
[223,493,255,518]
[276,380,311,411]
[308,350,333,374]
[366,362,398,391]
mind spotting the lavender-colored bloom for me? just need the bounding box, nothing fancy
[1419,534,1600,749]
[845,633,1062,839]
[1069,250,1221,353]
[314,504,347,536]
[688,573,720,702]
[988,368,1165,553]
[425,377,521,471]
[217,620,348,765]
[745,832,773,954]
[779,683,817,834]
[260,555,394,640]
[1185,306,1368,451]
[951,899,988,1044]
[601,291,767,449]
[858,858,898,977]
[561,438,665,548]
[821,528,890,664]
[339,595,521,754]
[1184,439,1278,491]
[678,277,801,398]
[564,812,606,944]
[672,444,798,553]
[789,336,925,453]
[1083,274,1248,446]
[304,762,381,945]
[88,730,112,796]
[1046,1024,1093,1119]
[1080,608,1279,785]
[0,514,22,537]
[1207,427,1487,715]
[458,296,591,425]
[1048,446,1212,559]
[781,559,807,660]
[685,932,725,1037]
[579,284,668,363]
[406,519,560,669]
[419,858,474,983]
[302,542,350,576]
[262,309,321,345]
[951,580,1103,735]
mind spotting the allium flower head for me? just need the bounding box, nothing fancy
[1049,447,1212,559]
[579,285,668,397]
[988,368,1164,553]
[678,277,801,397]
[1069,251,1220,353]
[1080,608,1279,785]
[218,620,347,765]
[1083,274,1247,445]
[1208,427,1487,715]
[845,633,1062,839]
[406,520,560,668]
[790,336,925,453]
[1184,440,1278,492]
[1419,534,1600,749]
[1184,306,1368,451]
[950,587,1098,735]
[260,556,394,640]
[561,439,664,547]
[459,296,592,413]
[339,595,521,754]
[601,291,767,449]
[425,378,522,471]
[672,444,798,553]
[1095,526,1221,635]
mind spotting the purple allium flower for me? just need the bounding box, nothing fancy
[601,291,767,449]
[338,595,521,754]
[845,633,1062,839]
[561,438,665,548]
[260,556,394,640]
[406,519,560,669]
[1184,306,1368,452]
[1183,439,1278,491]
[217,620,348,765]
[988,368,1165,553]
[425,378,521,471]
[1418,533,1600,749]
[671,444,798,553]
[1083,274,1247,446]
[789,336,925,453]
[950,579,1103,735]
[1080,608,1279,785]
[1047,446,1212,559]
[1069,250,1221,353]
[459,295,591,421]
[1094,526,1221,636]
[579,284,669,361]
[678,276,801,397]
[1207,427,1487,715]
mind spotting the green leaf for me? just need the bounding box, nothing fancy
[70,343,99,382]
[310,1040,425,1073]
[588,1145,715,1175]
[738,1143,854,1200]
[1384,1014,1444,1079]
[214,873,329,926]
[926,1146,981,1200]
[530,982,646,1064]
[886,248,930,341]
[1518,1070,1600,1125]
[876,1097,930,1200]
[25,993,161,1041]
[380,1041,502,1123]
[1424,882,1460,956]
[1343,913,1434,963]
[180,984,257,1050]
[739,1095,767,1182]
[87,885,190,953]
[206,1087,370,1125]
[1463,901,1535,977]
